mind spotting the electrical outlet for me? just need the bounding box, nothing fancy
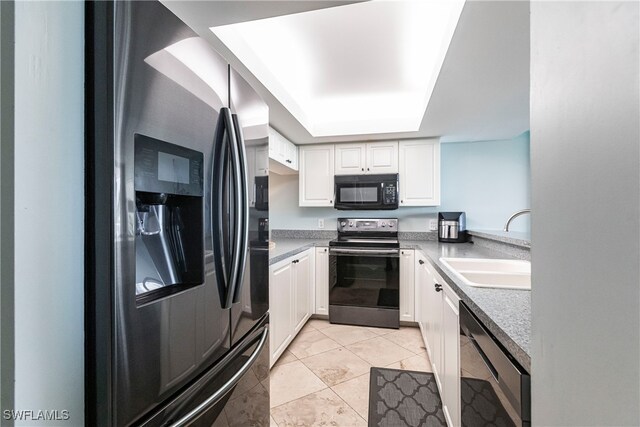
[428,219,438,231]
[318,219,324,229]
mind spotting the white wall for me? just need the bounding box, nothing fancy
[531,2,639,425]
[13,2,84,425]
[1,0,16,420]
[270,133,531,233]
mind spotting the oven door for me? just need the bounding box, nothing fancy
[328,247,400,328]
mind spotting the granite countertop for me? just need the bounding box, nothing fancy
[468,229,531,248]
[269,238,332,265]
[401,240,531,372]
[269,236,531,372]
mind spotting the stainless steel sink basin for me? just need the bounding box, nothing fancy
[439,257,531,290]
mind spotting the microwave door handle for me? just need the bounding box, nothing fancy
[231,113,249,304]
[212,109,231,308]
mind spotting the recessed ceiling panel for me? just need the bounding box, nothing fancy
[211,1,465,137]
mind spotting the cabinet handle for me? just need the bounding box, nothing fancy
[367,167,370,171]
[435,284,442,292]
[401,200,404,204]
[419,260,425,265]
[361,168,364,171]
[324,248,327,252]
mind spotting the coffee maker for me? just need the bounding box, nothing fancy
[438,212,468,243]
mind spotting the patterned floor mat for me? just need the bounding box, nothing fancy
[368,367,446,427]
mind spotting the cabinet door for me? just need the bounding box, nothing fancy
[366,141,398,174]
[293,251,312,333]
[286,141,298,171]
[299,145,335,206]
[255,146,269,176]
[442,289,460,427]
[399,139,440,206]
[276,133,287,162]
[314,247,329,316]
[335,143,366,175]
[269,261,293,366]
[399,249,415,322]
[424,263,443,389]
[415,253,428,341]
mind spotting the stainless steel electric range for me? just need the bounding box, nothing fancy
[329,218,400,329]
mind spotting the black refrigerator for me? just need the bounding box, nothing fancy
[85,1,270,425]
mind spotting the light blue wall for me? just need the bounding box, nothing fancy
[440,132,530,232]
[13,2,85,424]
[270,132,530,233]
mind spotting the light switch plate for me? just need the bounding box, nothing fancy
[318,219,324,229]
[428,219,438,231]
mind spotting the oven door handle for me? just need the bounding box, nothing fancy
[329,248,400,256]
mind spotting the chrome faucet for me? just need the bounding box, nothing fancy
[503,209,531,232]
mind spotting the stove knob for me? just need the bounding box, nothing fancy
[381,222,386,227]
[349,221,354,227]
[340,221,346,227]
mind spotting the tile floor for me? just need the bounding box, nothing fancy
[269,319,432,426]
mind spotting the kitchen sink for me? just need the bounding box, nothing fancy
[439,257,531,290]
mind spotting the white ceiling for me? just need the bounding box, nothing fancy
[163,0,530,144]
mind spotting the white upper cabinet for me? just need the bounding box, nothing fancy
[399,139,440,206]
[269,126,298,174]
[335,141,398,175]
[286,141,298,171]
[299,145,335,207]
[335,143,367,175]
[255,146,269,176]
[366,141,398,174]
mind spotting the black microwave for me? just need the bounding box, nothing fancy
[334,173,399,210]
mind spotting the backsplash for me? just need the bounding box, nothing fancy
[271,229,338,239]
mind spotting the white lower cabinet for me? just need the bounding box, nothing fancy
[442,289,460,427]
[269,248,314,367]
[269,261,293,364]
[314,247,329,315]
[416,251,460,426]
[399,249,415,322]
[293,250,312,334]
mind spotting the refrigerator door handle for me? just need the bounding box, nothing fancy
[167,325,269,427]
[212,108,235,308]
[225,111,243,309]
[231,114,249,304]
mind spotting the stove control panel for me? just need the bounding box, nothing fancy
[337,218,398,233]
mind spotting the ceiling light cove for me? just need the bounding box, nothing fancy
[211,0,465,138]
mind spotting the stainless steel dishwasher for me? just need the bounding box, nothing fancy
[459,302,531,427]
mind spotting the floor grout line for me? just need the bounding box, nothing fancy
[329,371,371,421]
[270,322,428,425]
